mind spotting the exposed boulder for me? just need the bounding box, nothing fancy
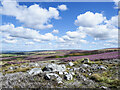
[64,74,73,80]
[68,62,74,66]
[9,66,15,70]
[97,65,107,70]
[44,73,62,84]
[20,65,26,68]
[28,68,43,76]
[81,58,90,63]
[42,63,66,72]
[58,71,63,75]
[76,73,86,81]
[81,64,90,68]
[29,63,39,67]
[79,67,86,73]
[63,72,68,75]
[69,69,73,72]
[70,72,75,76]
[73,67,79,71]
[91,64,98,71]
[100,86,107,89]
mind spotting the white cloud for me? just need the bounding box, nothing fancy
[105,15,118,28]
[113,0,120,9]
[0,0,61,29]
[57,38,66,43]
[40,33,57,41]
[79,39,88,44]
[2,39,17,44]
[74,11,106,27]
[78,25,118,40]
[62,35,72,41]
[58,4,67,11]
[48,42,52,45]
[0,24,57,42]
[57,11,118,47]
[74,11,118,42]
[25,42,34,45]
[52,29,59,34]
[66,31,86,38]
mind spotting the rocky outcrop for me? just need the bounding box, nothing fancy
[28,68,43,76]
[44,73,62,84]
[42,63,66,72]
[81,58,90,63]
[68,62,74,66]
[64,74,73,80]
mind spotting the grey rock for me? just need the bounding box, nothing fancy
[76,74,86,81]
[81,58,90,63]
[73,67,79,71]
[34,63,39,67]
[81,64,90,68]
[28,68,43,76]
[68,62,74,66]
[9,66,14,70]
[43,63,66,72]
[69,69,73,72]
[44,73,62,84]
[63,72,68,75]
[70,72,75,76]
[100,86,107,89]
[64,74,73,80]
[20,65,26,68]
[29,63,39,67]
[79,67,86,73]
[97,65,107,70]
[58,71,63,75]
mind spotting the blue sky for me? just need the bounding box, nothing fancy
[0,0,119,51]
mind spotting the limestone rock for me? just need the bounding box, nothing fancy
[64,74,73,80]
[44,73,62,84]
[68,62,74,66]
[28,68,43,76]
[81,64,90,68]
[42,63,66,72]
[81,58,90,63]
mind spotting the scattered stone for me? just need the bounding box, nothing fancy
[97,65,107,70]
[69,69,73,72]
[29,63,39,67]
[81,64,90,68]
[100,86,107,89]
[89,73,92,76]
[68,62,74,66]
[64,74,73,80]
[79,67,86,73]
[70,72,75,76]
[58,71,63,75]
[64,72,68,75]
[20,65,26,68]
[73,67,79,71]
[67,68,70,70]
[42,64,66,72]
[9,66,14,70]
[44,73,62,84]
[34,63,39,67]
[81,58,90,63]
[76,74,86,81]
[28,68,43,76]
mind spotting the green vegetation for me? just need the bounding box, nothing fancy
[90,73,120,88]
[1,54,18,57]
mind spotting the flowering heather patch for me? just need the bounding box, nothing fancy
[55,51,119,61]
[0,56,27,61]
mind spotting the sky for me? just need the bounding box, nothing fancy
[0,0,119,51]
